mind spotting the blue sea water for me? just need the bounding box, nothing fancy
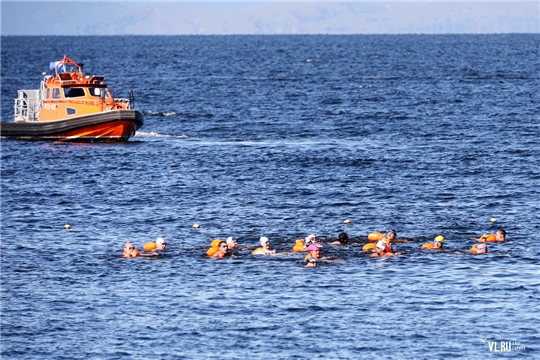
[1,34,539,359]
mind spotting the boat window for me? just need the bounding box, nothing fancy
[89,88,110,98]
[64,87,85,98]
[46,88,50,99]
[52,88,61,99]
[66,108,77,116]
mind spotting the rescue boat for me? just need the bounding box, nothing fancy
[0,55,144,142]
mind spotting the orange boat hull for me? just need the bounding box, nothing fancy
[1,110,144,142]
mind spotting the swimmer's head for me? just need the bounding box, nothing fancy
[156,237,167,250]
[376,240,387,251]
[217,241,228,251]
[305,234,317,246]
[124,242,135,251]
[496,228,506,241]
[433,235,444,249]
[226,236,238,249]
[338,232,349,244]
[260,236,270,246]
[307,243,320,253]
[387,229,397,240]
[476,243,488,254]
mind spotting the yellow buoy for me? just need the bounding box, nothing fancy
[64,224,71,230]
[193,224,200,228]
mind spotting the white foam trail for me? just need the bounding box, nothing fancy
[134,131,188,139]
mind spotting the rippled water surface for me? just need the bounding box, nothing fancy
[1,35,539,359]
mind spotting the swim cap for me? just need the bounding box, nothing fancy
[156,237,166,246]
[226,237,236,244]
[389,229,397,236]
[143,242,157,251]
[305,234,316,246]
[376,240,387,251]
[434,235,444,243]
[307,244,319,252]
[260,236,269,246]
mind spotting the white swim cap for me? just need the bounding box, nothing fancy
[226,237,236,244]
[260,236,269,246]
[156,237,166,245]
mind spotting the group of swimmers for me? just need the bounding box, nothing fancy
[122,228,507,266]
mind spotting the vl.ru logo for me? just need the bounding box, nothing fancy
[480,337,526,352]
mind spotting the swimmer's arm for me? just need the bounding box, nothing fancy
[140,252,159,257]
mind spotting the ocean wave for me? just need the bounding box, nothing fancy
[134,131,188,138]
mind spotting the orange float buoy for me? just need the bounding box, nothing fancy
[143,242,157,251]
[367,232,382,242]
[363,243,376,251]
[210,239,222,248]
[471,245,478,254]
[485,234,496,242]
[207,247,217,256]
[422,243,434,249]
[293,239,305,252]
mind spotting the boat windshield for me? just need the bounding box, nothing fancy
[89,88,110,98]
[64,88,86,98]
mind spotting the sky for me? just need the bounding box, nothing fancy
[1,1,539,35]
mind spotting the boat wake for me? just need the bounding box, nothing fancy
[147,111,180,117]
[134,131,188,139]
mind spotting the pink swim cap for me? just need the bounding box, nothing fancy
[307,244,319,252]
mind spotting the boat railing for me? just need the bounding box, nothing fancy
[14,90,42,122]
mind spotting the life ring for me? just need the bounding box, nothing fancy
[143,242,157,251]
[368,232,383,242]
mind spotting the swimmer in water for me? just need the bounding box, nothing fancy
[370,240,396,257]
[305,234,320,246]
[422,235,445,250]
[385,229,411,243]
[155,237,167,250]
[212,241,232,258]
[122,242,158,258]
[226,237,238,250]
[252,236,276,255]
[305,244,325,267]
[479,228,506,242]
[329,232,349,245]
[472,243,488,254]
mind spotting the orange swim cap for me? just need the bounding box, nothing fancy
[143,242,157,251]
[368,232,382,242]
[422,243,434,249]
[362,243,376,252]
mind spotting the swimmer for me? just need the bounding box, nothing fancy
[329,232,349,245]
[305,234,319,247]
[370,240,396,257]
[226,237,238,250]
[252,236,276,255]
[122,242,158,258]
[212,241,232,258]
[472,243,488,254]
[305,244,325,267]
[385,229,411,243]
[479,228,506,242]
[422,235,444,250]
[155,237,167,250]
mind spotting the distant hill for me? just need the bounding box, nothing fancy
[2,2,538,35]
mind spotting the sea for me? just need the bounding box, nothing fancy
[1,35,539,359]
